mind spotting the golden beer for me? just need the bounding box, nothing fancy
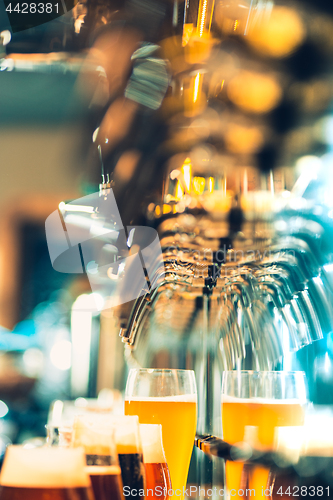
[125,396,197,500]
[222,398,305,500]
[0,446,94,500]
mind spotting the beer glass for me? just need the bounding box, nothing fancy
[125,369,197,500]
[111,415,146,500]
[221,371,307,500]
[0,446,94,500]
[73,414,145,500]
[72,415,124,500]
[140,424,171,500]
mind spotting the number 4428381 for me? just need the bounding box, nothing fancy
[276,486,330,496]
[5,3,59,13]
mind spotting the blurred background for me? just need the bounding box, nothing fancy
[0,0,120,451]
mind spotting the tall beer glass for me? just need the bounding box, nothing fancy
[221,371,306,500]
[125,369,197,500]
[140,424,171,500]
[0,446,94,500]
[72,415,124,500]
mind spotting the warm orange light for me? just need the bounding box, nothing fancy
[243,169,248,194]
[225,124,264,154]
[182,158,192,192]
[227,71,282,114]
[198,0,207,37]
[175,158,192,201]
[202,190,233,213]
[162,204,172,214]
[193,73,202,103]
[247,6,305,58]
[175,181,184,201]
[184,0,215,114]
[182,23,194,46]
[197,0,215,37]
[193,177,206,195]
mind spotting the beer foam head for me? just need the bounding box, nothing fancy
[113,417,142,454]
[139,424,166,464]
[106,415,141,453]
[73,414,141,455]
[221,395,305,404]
[73,414,139,431]
[0,446,90,488]
[86,465,122,476]
[73,416,117,455]
[125,395,197,403]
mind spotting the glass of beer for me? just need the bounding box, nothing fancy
[221,370,307,500]
[0,446,94,500]
[111,415,146,500]
[72,415,124,500]
[140,424,171,500]
[125,368,197,500]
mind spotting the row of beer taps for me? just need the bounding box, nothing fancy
[99,0,333,373]
[118,168,333,371]
[65,0,333,372]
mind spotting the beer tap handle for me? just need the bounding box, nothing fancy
[195,434,292,470]
[195,434,333,489]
